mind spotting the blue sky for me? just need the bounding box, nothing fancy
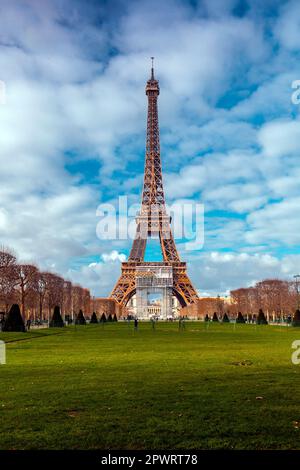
[0,0,300,296]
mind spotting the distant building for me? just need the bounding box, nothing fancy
[92,298,126,318]
[180,296,234,319]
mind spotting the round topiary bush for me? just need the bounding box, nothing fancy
[90,312,98,324]
[222,312,230,323]
[3,304,25,332]
[257,308,268,325]
[75,309,86,325]
[49,305,64,328]
[292,309,300,327]
[212,312,219,322]
[236,311,245,324]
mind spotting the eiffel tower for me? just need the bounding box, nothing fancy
[110,60,199,311]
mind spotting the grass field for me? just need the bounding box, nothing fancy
[0,321,300,450]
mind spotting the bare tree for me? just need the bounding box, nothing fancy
[231,279,296,319]
[15,264,39,320]
[82,288,91,316]
[62,281,72,318]
[0,246,93,323]
[0,247,18,312]
[43,272,64,319]
[0,246,17,268]
[35,272,47,321]
[230,288,251,315]
[72,285,84,314]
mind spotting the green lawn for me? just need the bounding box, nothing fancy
[0,322,300,450]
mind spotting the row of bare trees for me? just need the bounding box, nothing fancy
[179,278,299,320]
[230,279,299,317]
[0,247,91,321]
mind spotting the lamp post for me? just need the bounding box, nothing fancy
[294,275,300,310]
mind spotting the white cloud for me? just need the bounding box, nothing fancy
[232,72,296,120]
[0,0,299,297]
[274,0,300,51]
[101,250,127,263]
[67,251,127,296]
[246,197,300,245]
[188,251,300,296]
[258,119,300,158]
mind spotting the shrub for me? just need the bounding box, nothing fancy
[257,308,268,325]
[49,305,64,327]
[204,314,209,322]
[236,311,245,324]
[100,312,106,323]
[75,309,86,325]
[90,312,98,324]
[292,309,300,327]
[3,304,25,332]
[113,313,118,322]
[212,312,219,322]
[222,312,230,323]
[107,313,113,322]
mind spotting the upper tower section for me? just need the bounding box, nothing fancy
[145,57,160,96]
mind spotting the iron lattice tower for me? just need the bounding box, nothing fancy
[110,61,199,307]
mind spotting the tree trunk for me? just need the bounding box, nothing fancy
[21,288,25,321]
[39,297,43,321]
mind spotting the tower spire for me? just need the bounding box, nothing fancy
[151,56,154,80]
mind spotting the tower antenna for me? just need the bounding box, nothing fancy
[151,56,154,79]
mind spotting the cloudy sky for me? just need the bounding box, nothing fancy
[0,0,300,296]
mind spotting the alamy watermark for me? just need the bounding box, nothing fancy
[291,340,300,365]
[96,197,204,251]
[291,80,300,105]
[0,341,6,365]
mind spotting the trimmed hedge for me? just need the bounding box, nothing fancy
[257,308,268,325]
[292,309,300,327]
[3,304,25,332]
[100,313,106,323]
[212,312,219,322]
[90,312,98,324]
[107,313,113,322]
[222,312,230,323]
[75,309,86,325]
[49,305,64,328]
[236,311,245,324]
